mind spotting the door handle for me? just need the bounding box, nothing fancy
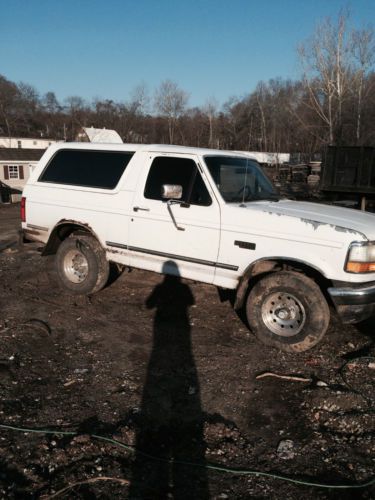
[133,206,150,212]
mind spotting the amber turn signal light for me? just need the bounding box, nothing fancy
[346,261,375,273]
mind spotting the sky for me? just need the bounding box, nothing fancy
[0,0,374,109]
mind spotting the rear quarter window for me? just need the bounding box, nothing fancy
[38,150,134,189]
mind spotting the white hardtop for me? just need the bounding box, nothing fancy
[44,142,256,158]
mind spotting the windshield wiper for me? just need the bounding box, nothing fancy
[241,194,280,203]
[254,194,280,201]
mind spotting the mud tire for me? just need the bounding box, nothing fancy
[56,234,109,294]
[246,271,330,352]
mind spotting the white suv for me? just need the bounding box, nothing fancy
[21,143,375,352]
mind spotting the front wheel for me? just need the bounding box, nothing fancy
[246,271,330,352]
[56,234,109,294]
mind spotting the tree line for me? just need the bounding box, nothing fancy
[1,13,374,155]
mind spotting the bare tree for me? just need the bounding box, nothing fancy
[18,82,41,135]
[203,97,218,148]
[298,12,353,144]
[129,83,150,115]
[154,80,189,143]
[255,82,269,151]
[64,96,88,140]
[42,92,62,137]
[43,92,61,114]
[351,27,375,143]
[0,75,22,140]
[18,82,39,108]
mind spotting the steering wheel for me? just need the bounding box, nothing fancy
[236,185,252,200]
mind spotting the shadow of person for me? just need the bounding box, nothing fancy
[129,261,209,499]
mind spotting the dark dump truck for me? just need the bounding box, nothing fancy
[320,146,375,211]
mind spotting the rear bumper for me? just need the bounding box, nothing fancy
[328,281,375,324]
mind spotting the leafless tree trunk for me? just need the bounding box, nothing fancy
[256,84,267,151]
[247,114,253,151]
[203,97,218,148]
[298,12,352,144]
[154,80,189,144]
[352,28,375,143]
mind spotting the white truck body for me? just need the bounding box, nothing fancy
[21,143,375,352]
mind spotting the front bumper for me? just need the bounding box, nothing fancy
[328,281,375,324]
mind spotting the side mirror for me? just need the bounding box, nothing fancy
[161,184,183,200]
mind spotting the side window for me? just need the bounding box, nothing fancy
[144,156,212,206]
[39,150,134,189]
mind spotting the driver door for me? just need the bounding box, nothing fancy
[129,153,221,284]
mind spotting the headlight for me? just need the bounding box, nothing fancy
[345,241,375,273]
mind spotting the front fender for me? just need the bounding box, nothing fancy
[234,257,329,310]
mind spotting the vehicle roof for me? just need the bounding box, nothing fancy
[49,142,252,158]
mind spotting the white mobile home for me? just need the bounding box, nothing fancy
[0,149,45,202]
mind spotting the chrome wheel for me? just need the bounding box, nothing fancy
[261,292,306,337]
[63,249,89,283]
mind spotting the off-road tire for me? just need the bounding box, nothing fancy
[246,271,330,353]
[56,234,109,294]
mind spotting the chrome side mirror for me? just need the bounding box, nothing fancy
[161,184,183,200]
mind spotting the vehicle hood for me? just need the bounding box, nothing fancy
[238,199,375,240]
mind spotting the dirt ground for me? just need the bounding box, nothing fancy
[0,203,374,499]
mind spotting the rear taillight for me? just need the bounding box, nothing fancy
[21,197,26,222]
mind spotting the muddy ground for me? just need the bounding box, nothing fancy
[0,203,374,499]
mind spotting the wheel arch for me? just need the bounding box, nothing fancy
[42,220,103,256]
[234,257,332,310]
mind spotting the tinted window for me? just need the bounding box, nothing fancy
[144,156,211,206]
[39,150,134,189]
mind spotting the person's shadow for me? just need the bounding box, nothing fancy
[129,261,209,499]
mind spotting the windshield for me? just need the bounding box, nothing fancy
[204,156,278,203]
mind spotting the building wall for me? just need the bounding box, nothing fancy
[0,161,33,191]
[0,137,57,149]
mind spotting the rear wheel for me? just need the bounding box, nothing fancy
[246,271,330,352]
[56,234,109,294]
